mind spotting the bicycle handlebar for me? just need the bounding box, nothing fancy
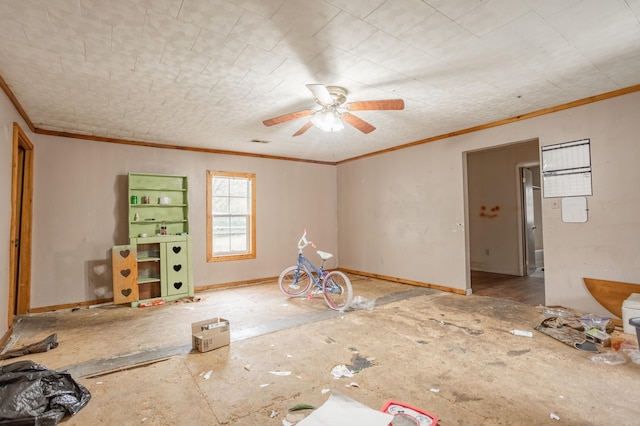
[298,229,316,252]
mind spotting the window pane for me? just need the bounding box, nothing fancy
[213,234,230,253]
[212,178,229,196]
[213,216,248,253]
[212,196,229,214]
[230,233,248,251]
[230,179,248,197]
[229,197,248,214]
[231,216,248,234]
[213,216,229,227]
[231,216,248,251]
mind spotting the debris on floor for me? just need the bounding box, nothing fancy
[542,306,572,318]
[270,370,292,376]
[590,351,627,365]
[0,333,58,360]
[574,340,599,353]
[536,307,640,363]
[535,309,614,351]
[173,295,204,304]
[139,299,165,308]
[611,331,639,351]
[346,349,375,372]
[381,400,439,425]
[289,403,315,412]
[625,349,640,364]
[510,329,533,337]
[0,360,91,425]
[349,295,375,311]
[285,412,307,424]
[295,392,392,426]
[330,364,354,379]
[428,317,484,335]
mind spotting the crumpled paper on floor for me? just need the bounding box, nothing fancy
[330,365,354,379]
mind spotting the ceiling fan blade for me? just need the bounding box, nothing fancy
[345,99,405,111]
[263,109,315,127]
[306,84,334,105]
[292,121,313,137]
[341,112,376,134]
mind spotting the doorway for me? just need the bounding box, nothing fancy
[465,140,544,305]
[8,123,34,326]
[519,164,544,277]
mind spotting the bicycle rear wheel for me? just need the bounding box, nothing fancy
[322,271,353,311]
[278,265,312,296]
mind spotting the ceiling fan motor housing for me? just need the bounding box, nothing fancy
[322,86,348,106]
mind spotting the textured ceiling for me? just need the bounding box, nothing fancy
[1,0,639,162]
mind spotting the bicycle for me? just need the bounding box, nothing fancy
[278,230,353,311]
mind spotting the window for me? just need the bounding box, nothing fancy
[207,171,256,262]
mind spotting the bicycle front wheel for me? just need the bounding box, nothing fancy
[278,265,312,296]
[322,271,353,311]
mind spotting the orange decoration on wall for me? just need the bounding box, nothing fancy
[480,205,500,218]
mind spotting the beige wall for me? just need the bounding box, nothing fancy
[2,88,640,342]
[26,136,337,308]
[0,90,15,337]
[338,91,640,315]
[467,140,539,275]
[337,139,469,290]
[1,89,34,338]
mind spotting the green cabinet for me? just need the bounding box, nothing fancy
[130,236,194,303]
[113,172,194,306]
[128,172,189,238]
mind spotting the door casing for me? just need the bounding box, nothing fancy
[8,122,34,326]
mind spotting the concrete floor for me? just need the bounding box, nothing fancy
[3,275,640,425]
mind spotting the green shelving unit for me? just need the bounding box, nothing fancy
[128,172,189,238]
[113,173,195,306]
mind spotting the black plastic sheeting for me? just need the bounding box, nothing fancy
[0,335,58,361]
[0,360,91,425]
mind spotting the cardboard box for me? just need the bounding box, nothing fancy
[192,318,230,353]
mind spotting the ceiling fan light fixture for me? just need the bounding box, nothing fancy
[310,107,344,132]
[262,83,404,136]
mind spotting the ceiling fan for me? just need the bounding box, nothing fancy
[262,84,404,136]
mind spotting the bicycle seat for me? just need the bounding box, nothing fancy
[316,250,333,260]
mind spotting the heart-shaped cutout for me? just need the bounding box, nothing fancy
[173,282,183,290]
[172,246,181,254]
[173,264,182,272]
[119,249,130,258]
[120,269,131,278]
[121,288,132,297]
